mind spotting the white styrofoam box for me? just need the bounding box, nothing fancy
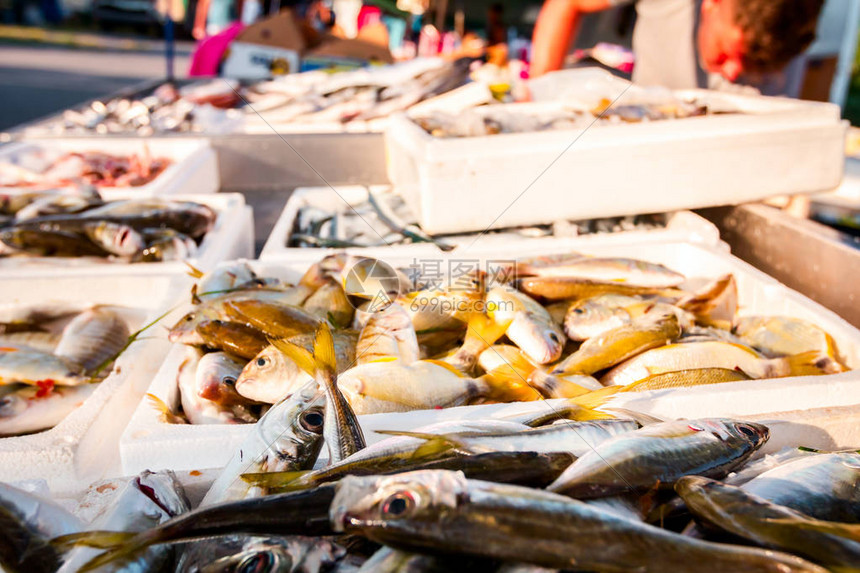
[811,157,860,210]
[0,138,219,197]
[121,239,859,474]
[0,193,255,278]
[0,272,178,496]
[259,184,724,261]
[386,85,847,234]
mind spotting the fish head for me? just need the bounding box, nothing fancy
[196,353,246,405]
[256,380,326,473]
[198,546,295,573]
[564,297,634,340]
[331,470,469,536]
[512,311,565,364]
[168,310,206,344]
[134,470,191,518]
[85,221,144,257]
[0,393,26,418]
[236,345,306,404]
[689,419,770,450]
[724,420,770,450]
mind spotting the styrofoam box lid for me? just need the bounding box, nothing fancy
[121,239,860,474]
[258,184,724,260]
[0,271,180,495]
[0,192,254,278]
[0,138,219,198]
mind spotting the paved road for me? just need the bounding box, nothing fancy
[0,41,192,131]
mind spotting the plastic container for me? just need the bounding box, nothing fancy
[259,184,724,260]
[121,239,860,473]
[0,273,179,495]
[0,193,255,278]
[386,78,847,234]
[0,138,219,197]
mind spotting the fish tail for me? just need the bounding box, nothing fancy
[779,351,847,377]
[184,262,205,279]
[146,393,186,425]
[527,369,597,400]
[465,311,510,349]
[190,283,202,305]
[374,430,467,458]
[312,322,337,375]
[52,530,152,571]
[480,351,542,402]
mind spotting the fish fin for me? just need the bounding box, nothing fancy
[423,359,468,378]
[567,385,623,411]
[190,284,202,305]
[185,262,205,279]
[271,337,316,377]
[52,530,153,572]
[145,393,186,425]
[373,430,464,458]
[240,470,311,490]
[482,369,543,402]
[603,407,668,426]
[465,311,510,347]
[313,322,337,375]
[367,356,399,363]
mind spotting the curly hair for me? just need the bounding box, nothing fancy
[734,0,825,73]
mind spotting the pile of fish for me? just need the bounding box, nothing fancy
[0,191,216,262]
[0,303,130,436]
[7,361,859,572]
[242,58,473,125]
[0,146,171,190]
[160,251,848,426]
[288,186,669,249]
[23,80,242,136]
[414,97,716,138]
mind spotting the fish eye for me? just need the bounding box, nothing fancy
[256,357,269,367]
[737,424,758,439]
[548,332,561,343]
[237,552,277,573]
[573,307,585,315]
[381,491,416,519]
[223,376,236,387]
[185,315,194,322]
[299,409,324,433]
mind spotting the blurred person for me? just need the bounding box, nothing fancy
[530,0,825,94]
[487,1,506,46]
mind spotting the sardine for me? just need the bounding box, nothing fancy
[487,286,565,364]
[54,306,129,373]
[515,256,685,288]
[516,276,681,302]
[330,470,826,572]
[734,315,844,361]
[547,418,769,498]
[82,221,144,257]
[356,303,420,365]
[0,383,97,436]
[0,349,87,386]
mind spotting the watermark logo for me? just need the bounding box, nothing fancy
[343,258,405,313]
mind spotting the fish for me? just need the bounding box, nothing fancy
[600,340,844,387]
[14,193,102,221]
[676,475,860,569]
[222,299,321,341]
[516,276,682,303]
[176,348,257,425]
[0,348,87,386]
[0,482,83,573]
[273,322,366,464]
[529,313,681,397]
[167,290,317,345]
[236,331,357,405]
[82,221,145,258]
[188,536,348,573]
[0,228,108,258]
[547,418,769,498]
[515,256,685,288]
[366,187,454,253]
[734,316,844,361]
[194,352,250,407]
[0,383,97,436]
[54,306,130,373]
[56,470,190,573]
[330,470,826,572]
[356,546,456,573]
[619,367,752,392]
[0,332,61,354]
[196,320,269,360]
[356,303,420,365]
[486,286,565,364]
[201,378,326,505]
[194,260,258,300]
[563,294,691,341]
[137,228,197,262]
[302,279,355,328]
[740,452,860,523]
[678,274,738,330]
[53,485,340,571]
[334,359,492,415]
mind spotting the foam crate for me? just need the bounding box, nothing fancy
[259,185,724,260]
[386,76,846,234]
[0,138,219,197]
[121,239,860,473]
[0,193,254,278]
[0,272,181,495]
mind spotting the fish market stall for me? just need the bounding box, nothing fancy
[120,240,860,473]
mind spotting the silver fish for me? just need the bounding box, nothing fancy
[54,307,130,373]
[0,383,97,436]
